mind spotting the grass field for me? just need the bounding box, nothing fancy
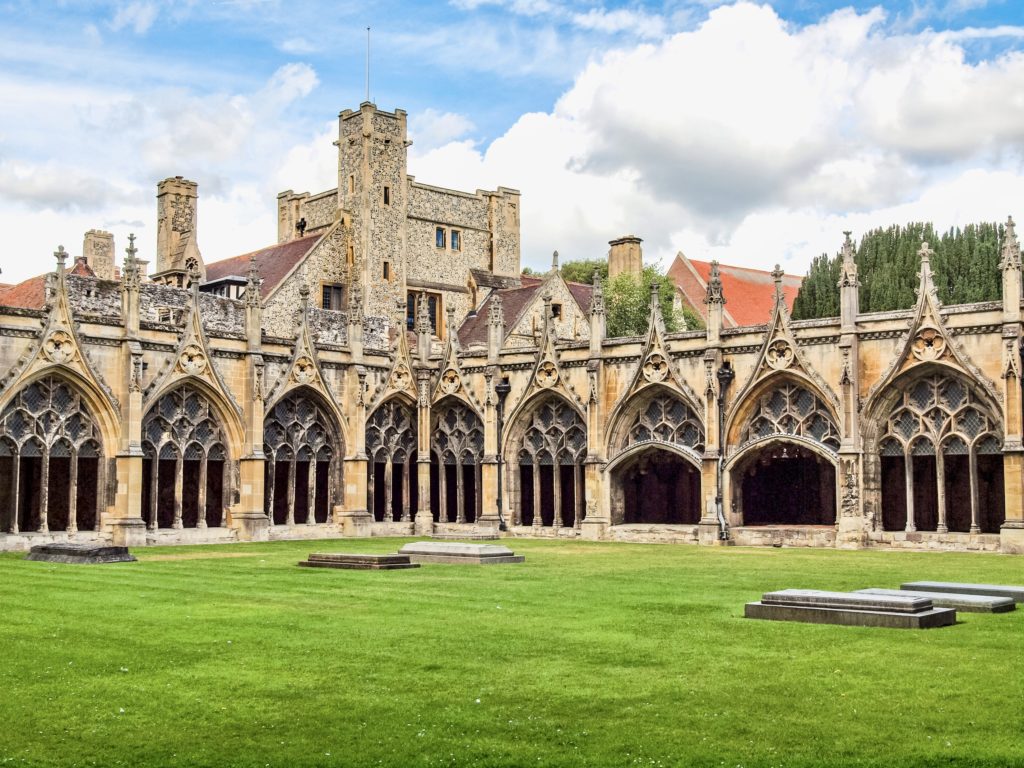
[1,538,1022,768]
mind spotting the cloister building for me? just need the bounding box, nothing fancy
[1,102,1022,554]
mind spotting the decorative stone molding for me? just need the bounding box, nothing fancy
[765,339,793,370]
[42,330,76,364]
[177,344,207,375]
[292,355,317,385]
[439,368,461,395]
[642,352,669,383]
[536,360,558,387]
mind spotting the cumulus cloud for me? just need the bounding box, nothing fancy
[412,2,1024,273]
[110,2,159,35]
[572,8,666,38]
[409,109,476,154]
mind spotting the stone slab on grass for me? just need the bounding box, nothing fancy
[398,541,524,564]
[431,533,500,541]
[25,543,137,565]
[901,581,1024,603]
[299,553,419,570]
[746,589,956,629]
[858,588,1015,613]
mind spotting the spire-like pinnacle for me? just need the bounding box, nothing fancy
[122,234,141,290]
[125,233,138,262]
[54,245,67,269]
[298,282,310,306]
[918,240,934,265]
[771,264,785,306]
[246,256,262,307]
[551,250,559,272]
[589,270,605,316]
[415,292,432,335]
[1001,215,1021,271]
[487,293,504,327]
[704,260,724,305]
[839,231,859,288]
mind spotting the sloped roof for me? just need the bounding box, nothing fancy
[0,259,96,310]
[205,232,321,299]
[668,253,802,328]
[458,274,593,346]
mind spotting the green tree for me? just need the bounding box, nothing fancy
[559,258,608,285]
[605,266,689,337]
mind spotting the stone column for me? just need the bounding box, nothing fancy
[414,371,434,535]
[581,275,609,540]
[837,232,865,548]
[998,215,1024,551]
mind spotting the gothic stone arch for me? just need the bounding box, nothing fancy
[365,397,417,522]
[430,398,485,524]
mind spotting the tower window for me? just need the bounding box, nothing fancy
[383,186,390,205]
[551,303,562,320]
[348,175,355,194]
[435,227,446,249]
[347,244,354,266]
[383,262,391,281]
[451,229,461,251]
[322,283,345,311]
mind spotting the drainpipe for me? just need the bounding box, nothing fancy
[715,362,735,540]
[495,376,512,532]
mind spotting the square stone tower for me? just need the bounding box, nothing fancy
[152,176,205,287]
[83,229,116,281]
[337,103,409,321]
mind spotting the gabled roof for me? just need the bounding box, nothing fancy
[458,273,593,346]
[668,253,802,328]
[205,233,322,299]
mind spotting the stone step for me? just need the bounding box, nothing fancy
[761,589,934,614]
[857,588,1015,613]
[398,541,525,564]
[901,581,1024,604]
[298,553,419,570]
[25,543,137,565]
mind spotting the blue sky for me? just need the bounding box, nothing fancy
[1,0,1023,283]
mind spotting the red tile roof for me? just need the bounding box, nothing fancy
[458,274,592,346]
[0,259,97,310]
[205,233,321,299]
[667,253,802,328]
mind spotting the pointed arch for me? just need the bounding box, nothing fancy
[725,370,841,452]
[431,396,485,524]
[0,373,110,534]
[265,383,347,448]
[365,396,418,523]
[605,383,705,463]
[144,376,245,458]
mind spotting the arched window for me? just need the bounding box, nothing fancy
[142,385,229,530]
[515,398,587,528]
[0,376,103,533]
[879,374,1003,533]
[366,400,417,522]
[264,392,338,526]
[624,394,704,454]
[431,401,484,524]
[740,382,839,450]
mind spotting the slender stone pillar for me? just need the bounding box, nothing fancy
[38,447,50,533]
[307,461,317,525]
[935,453,947,533]
[67,451,79,534]
[172,454,184,529]
[197,456,209,528]
[148,459,159,530]
[286,458,296,525]
[969,450,980,534]
[266,457,275,523]
[401,459,411,523]
[9,454,20,534]
[904,453,916,533]
[552,462,562,529]
[532,459,542,528]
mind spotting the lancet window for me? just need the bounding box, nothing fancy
[515,399,587,529]
[264,392,336,526]
[366,400,417,522]
[740,383,840,451]
[142,385,229,530]
[431,400,484,524]
[0,376,103,533]
[879,374,1003,533]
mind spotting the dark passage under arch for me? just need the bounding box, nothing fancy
[614,450,700,525]
[739,448,836,526]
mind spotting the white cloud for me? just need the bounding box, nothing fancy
[572,8,666,38]
[409,109,476,154]
[110,2,160,35]
[278,37,318,54]
[409,1,1024,275]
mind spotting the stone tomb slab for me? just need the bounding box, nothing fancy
[299,553,419,570]
[858,588,1015,613]
[398,542,524,565]
[901,581,1024,604]
[431,533,500,541]
[745,589,956,629]
[25,543,137,565]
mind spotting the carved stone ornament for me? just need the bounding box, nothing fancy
[911,326,946,362]
[42,330,76,364]
[536,360,558,388]
[440,368,461,395]
[391,362,411,391]
[766,338,794,370]
[840,458,860,518]
[129,356,143,393]
[642,352,669,383]
[177,344,207,375]
[292,356,317,385]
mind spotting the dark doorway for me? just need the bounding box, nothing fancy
[740,450,836,525]
[616,451,700,524]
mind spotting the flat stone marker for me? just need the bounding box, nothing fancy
[398,541,524,565]
[431,532,500,541]
[901,581,1024,604]
[858,588,1015,613]
[298,553,419,570]
[745,589,955,629]
[25,543,136,565]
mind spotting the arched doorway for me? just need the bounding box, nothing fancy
[365,399,417,522]
[511,397,587,529]
[431,400,484,524]
[142,385,229,530]
[608,392,704,525]
[732,382,840,526]
[878,374,1004,533]
[264,391,339,526]
[0,376,104,533]
[736,443,836,525]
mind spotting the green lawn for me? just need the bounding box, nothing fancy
[1,539,1022,768]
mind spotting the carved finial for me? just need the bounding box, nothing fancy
[122,234,141,291]
[487,293,504,327]
[126,233,138,262]
[918,240,934,265]
[552,250,559,272]
[246,256,262,307]
[415,293,432,335]
[299,283,310,305]
[649,281,660,308]
[54,245,67,269]
[1001,215,1021,271]
[839,231,859,288]
[704,260,725,305]
[446,301,456,327]
[771,264,785,306]
[348,280,363,321]
[188,259,202,297]
[589,270,605,316]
